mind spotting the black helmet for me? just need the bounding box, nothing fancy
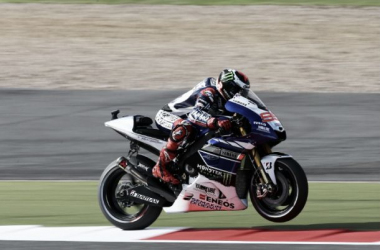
[217,69,250,100]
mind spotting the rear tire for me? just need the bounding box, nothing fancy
[98,159,162,230]
[249,158,308,222]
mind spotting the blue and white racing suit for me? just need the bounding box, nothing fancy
[152,77,231,184]
[155,77,227,134]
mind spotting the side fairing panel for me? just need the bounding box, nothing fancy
[199,151,240,175]
[163,175,248,213]
[208,138,254,153]
[186,150,237,186]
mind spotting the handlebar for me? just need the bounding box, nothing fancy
[214,113,244,136]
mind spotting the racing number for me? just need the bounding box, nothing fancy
[260,112,278,122]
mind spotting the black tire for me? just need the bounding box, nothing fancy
[98,159,162,230]
[249,158,308,223]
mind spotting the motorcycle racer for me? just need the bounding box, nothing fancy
[152,69,251,184]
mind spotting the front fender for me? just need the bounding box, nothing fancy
[261,153,292,185]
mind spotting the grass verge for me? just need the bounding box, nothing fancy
[0,0,380,6]
[0,181,379,230]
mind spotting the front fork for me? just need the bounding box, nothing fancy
[240,127,273,198]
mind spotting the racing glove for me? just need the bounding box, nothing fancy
[207,117,232,131]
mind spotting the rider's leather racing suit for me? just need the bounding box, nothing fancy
[153,77,232,184]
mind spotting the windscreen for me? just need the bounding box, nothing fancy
[241,89,267,110]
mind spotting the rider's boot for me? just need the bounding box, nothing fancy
[152,148,180,185]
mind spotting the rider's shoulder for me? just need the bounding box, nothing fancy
[198,78,218,100]
[192,77,217,92]
[204,77,217,87]
[199,77,217,92]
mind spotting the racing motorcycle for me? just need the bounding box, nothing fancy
[98,90,308,230]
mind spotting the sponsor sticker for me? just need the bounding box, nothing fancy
[264,162,273,170]
[257,125,270,133]
[199,194,235,209]
[130,190,159,204]
[253,121,267,126]
[195,183,216,196]
[222,172,234,186]
[137,163,149,171]
[232,99,248,107]
[137,135,161,143]
[220,149,239,159]
[155,117,173,130]
[196,164,223,176]
[156,110,179,130]
[190,198,222,211]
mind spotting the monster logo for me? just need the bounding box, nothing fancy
[222,72,234,82]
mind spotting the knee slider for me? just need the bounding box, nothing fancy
[170,125,188,143]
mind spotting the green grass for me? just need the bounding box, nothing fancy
[0,181,379,230]
[0,0,380,6]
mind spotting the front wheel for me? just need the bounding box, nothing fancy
[249,158,308,222]
[98,159,162,230]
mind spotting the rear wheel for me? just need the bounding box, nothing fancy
[98,160,162,230]
[249,158,308,222]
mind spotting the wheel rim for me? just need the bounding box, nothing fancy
[101,167,149,223]
[261,172,290,208]
[251,161,299,218]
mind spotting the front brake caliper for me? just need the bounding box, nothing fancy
[256,184,269,199]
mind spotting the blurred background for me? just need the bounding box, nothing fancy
[0,2,379,92]
[0,0,379,245]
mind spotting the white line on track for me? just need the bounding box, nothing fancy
[0,226,379,246]
[0,225,184,242]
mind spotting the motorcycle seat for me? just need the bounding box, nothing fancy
[134,115,154,127]
[133,115,169,141]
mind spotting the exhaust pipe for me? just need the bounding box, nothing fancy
[116,156,176,203]
[117,156,148,184]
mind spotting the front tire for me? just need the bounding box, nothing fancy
[249,158,308,222]
[98,160,162,230]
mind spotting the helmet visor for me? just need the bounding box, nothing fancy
[223,82,242,99]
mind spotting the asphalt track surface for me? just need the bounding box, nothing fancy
[1,88,379,181]
[1,88,379,249]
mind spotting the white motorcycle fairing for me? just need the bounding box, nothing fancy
[105,116,166,152]
[164,174,248,213]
